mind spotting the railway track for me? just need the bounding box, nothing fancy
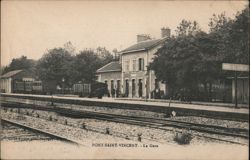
[1,121,52,141]
[56,107,249,139]
[1,101,249,142]
[1,118,81,145]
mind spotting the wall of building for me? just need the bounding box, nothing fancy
[0,71,35,93]
[0,78,12,93]
[97,71,122,97]
[121,45,166,98]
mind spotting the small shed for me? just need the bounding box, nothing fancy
[0,70,35,93]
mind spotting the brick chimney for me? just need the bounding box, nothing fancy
[137,34,151,43]
[161,27,171,38]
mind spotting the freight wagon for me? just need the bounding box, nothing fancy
[13,80,43,94]
[73,82,109,98]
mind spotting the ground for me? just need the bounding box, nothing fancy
[1,140,248,159]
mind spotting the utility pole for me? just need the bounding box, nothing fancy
[62,78,65,95]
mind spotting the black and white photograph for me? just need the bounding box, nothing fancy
[0,0,249,159]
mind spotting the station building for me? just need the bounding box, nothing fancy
[97,28,171,98]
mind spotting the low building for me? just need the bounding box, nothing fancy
[0,70,35,93]
[96,61,122,97]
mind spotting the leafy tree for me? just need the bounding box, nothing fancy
[208,8,249,64]
[73,49,103,83]
[64,41,76,55]
[0,66,7,75]
[96,47,114,65]
[151,34,202,99]
[208,12,233,32]
[2,56,36,75]
[151,7,249,101]
[175,20,201,37]
[225,8,249,64]
[36,48,74,87]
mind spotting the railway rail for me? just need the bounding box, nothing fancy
[1,118,81,145]
[1,121,52,141]
[1,93,248,122]
[56,108,249,139]
[1,101,249,144]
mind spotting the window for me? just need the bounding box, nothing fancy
[125,60,130,71]
[132,60,137,71]
[138,58,144,71]
[111,80,114,90]
[117,80,120,92]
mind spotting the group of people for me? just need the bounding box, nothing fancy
[110,88,120,98]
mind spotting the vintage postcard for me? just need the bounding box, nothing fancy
[1,0,249,159]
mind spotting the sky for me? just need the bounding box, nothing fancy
[1,0,248,66]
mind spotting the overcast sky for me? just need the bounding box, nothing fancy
[1,0,248,66]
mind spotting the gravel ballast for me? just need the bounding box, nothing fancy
[1,108,248,146]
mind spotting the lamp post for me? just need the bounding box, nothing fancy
[62,78,65,95]
[145,66,150,102]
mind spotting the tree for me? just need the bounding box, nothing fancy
[150,35,198,99]
[208,12,233,32]
[64,41,76,55]
[151,20,205,99]
[150,7,249,101]
[2,56,36,75]
[225,8,249,64]
[208,8,249,64]
[96,47,114,65]
[175,20,201,37]
[36,48,74,88]
[73,49,103,83]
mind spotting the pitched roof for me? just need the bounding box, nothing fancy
[0,70,23,78]
[97,61,121,73]
[120,38,166,54]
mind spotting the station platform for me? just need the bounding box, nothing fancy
[1,93,249,121]
[113,97,249,114]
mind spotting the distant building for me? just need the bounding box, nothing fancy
[97,27,171,98]
[96,61,122,97]
[0,70,35,93]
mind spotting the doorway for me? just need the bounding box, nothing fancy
[132,79,136,97]
[138,79,143,97]
[125,80,129,97]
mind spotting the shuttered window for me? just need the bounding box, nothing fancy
[138,58,144,71]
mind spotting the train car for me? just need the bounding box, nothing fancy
[88,82,109,98]
[72,82,91,96]
[13,81,33,93]
[73,82,108,98]
[32,81,43,94]
[13,81,25,93]
[13,80,43,94]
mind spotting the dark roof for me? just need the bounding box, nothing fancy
[97,61,121,73]
[120,38,166,54]
[0,70,23,79]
